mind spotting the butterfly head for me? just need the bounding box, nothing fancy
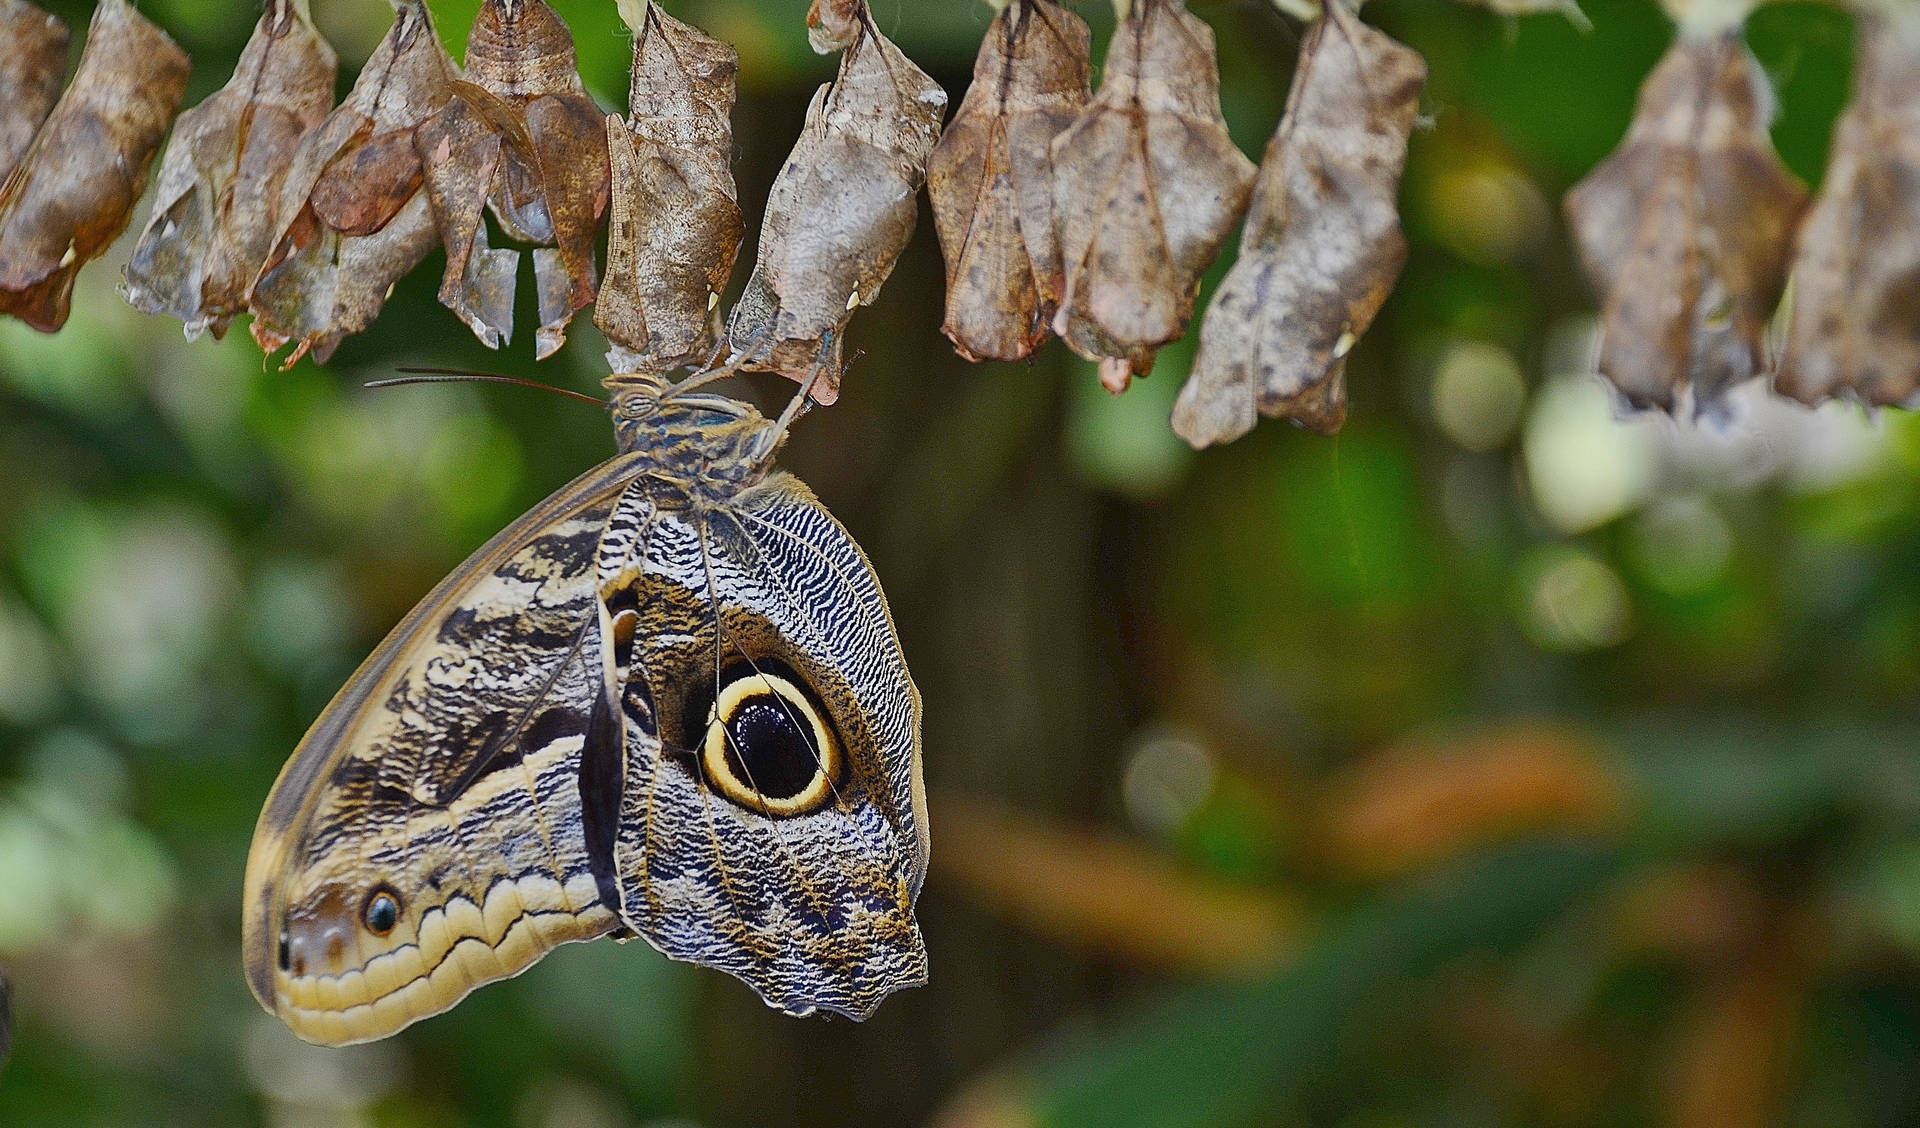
[604,369,789,483]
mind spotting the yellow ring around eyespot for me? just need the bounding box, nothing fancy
[700,671,838,816]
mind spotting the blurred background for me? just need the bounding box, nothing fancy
[2,0,1917,1125]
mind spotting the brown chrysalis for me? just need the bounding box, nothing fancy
[1565,28,1807,416]
[0,0,189,333]
[927,0,1091,364]
[415,0,609,359]
[594,0,743,373]
[124,0,337,340]
[1173,2,1426,446]
[248,0,457,367]
[1050,0,1256,393]
[723,0,948,404]
[1777,11,1920,408]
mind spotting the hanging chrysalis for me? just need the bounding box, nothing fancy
[927,0,1091,363]
[415,0,608,358]
[1564,15,1807,417]
[595,0,743,373]
[1173,1,1425,446]
[248,0,457,366]
[0,0,188,333]
[123,0,337,340]
[723,0,948,404]
[1050,0,1255,393]
[1776,10,1920,408]
[0,0,68,188]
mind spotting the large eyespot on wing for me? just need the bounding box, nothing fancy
[242,455,648,1046]
[596,473,927,1020]
[695,660,843,817]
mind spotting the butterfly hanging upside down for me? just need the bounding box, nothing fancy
[241,363,928,1046]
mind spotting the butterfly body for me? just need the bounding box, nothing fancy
[245,372,926,1045]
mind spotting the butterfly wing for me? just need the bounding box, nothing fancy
[589,472,928,1019]
[243,454,649,1046]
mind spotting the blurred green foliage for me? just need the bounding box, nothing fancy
[2,1,1919,1126]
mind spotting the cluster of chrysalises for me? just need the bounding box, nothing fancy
[1570,0,1920,416]
[3,0,949,398]
[0,0,1444,446]
[22,0,1905,437]
[926,0,1429,448]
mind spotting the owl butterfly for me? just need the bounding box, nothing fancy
[242,365,927,1045]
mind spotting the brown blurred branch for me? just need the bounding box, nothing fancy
[1663,906,1819,1128]
[1310,723,1627,881]
[933,794,1305,973]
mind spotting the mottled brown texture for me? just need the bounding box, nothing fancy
[724,1,948,404]
[309,129,423,236]
[0,0,68,188]
[806,0,863,52]
[927,0,1090,363]
[1049,0,1255,389]
[248,0,456,367]
[0,0,187,333]
[1172,3,1425,447]
[1565,30,1807,417]
[1776,14,1920,408]
[595,0,742,373]
[123,0,337,340]
[415,0,609,359]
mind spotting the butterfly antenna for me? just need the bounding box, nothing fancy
[368,367,607,407]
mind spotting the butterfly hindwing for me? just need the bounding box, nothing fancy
[594,472,928,1019]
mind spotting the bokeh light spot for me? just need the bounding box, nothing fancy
[1524,374,1656,533]
[1431,340,1527,452]
[1518,546,1633,652]
[1628,496,1733,597]
[1122,726,1217,838]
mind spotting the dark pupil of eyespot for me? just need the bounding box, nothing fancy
[366,894,398,934]
[722,697,820,801]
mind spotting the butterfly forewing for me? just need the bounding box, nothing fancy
[243,455,650,1045]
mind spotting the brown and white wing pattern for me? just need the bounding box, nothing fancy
[590,472,928,1019]
[243,455,647,1046]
